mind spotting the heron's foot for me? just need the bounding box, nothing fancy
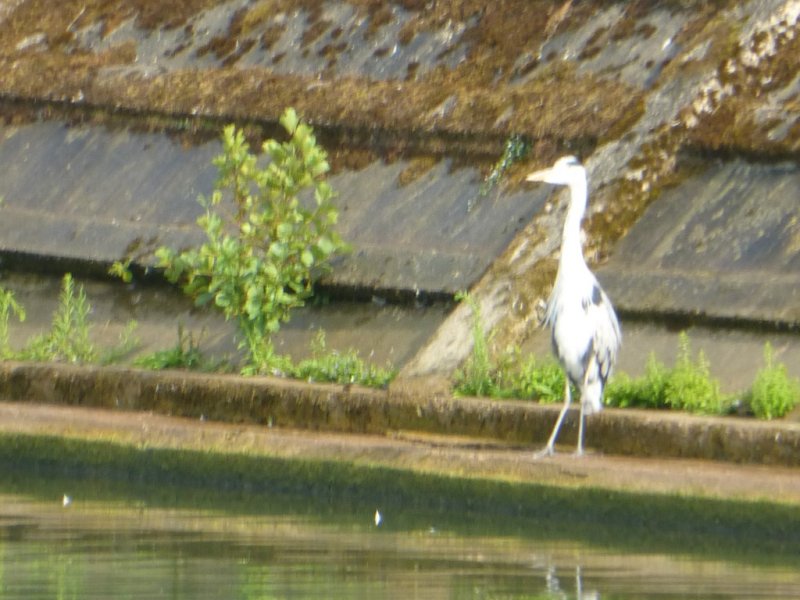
[533,445,555,459]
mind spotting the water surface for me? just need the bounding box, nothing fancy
[1,484,798,599]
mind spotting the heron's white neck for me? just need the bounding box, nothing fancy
[559,174,589,270]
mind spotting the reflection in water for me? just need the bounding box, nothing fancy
[0,492,799,599]
[546,566,599,600]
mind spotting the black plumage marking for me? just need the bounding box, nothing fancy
[597,351,611,385]
[581,284,604,311]
[591,284,602,305]
[595,335,616,386]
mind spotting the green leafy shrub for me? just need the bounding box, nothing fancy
[155,108,347,374]
[746,343,800,419]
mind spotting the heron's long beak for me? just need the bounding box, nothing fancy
[525,168,551,183]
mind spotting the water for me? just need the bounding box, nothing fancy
[1,484,799,599]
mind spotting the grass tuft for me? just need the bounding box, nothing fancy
[290,330,396,389]
[744,343,800,419]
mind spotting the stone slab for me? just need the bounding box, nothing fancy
[0,119,542,296]
[599,160,800,326]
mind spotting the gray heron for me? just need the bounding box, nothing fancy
[526,156,621,457]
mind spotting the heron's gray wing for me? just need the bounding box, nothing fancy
[582,283,621,384]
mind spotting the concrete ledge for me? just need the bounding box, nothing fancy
[0,361,799,467]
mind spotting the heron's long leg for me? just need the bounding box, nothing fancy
[535,376,571,458]
[576,355,598,456]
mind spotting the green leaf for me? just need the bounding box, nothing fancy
[280,107,299,135]
[316,236,336,257]
[215,292,231,309]
[264,140,285,161]
[195,291,214,306]
[263,262,279,280]
[276,222,293,240]
[301,250,314,267]
[109,260,133,283]
[269,241,288,260]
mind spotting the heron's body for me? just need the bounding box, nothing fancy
[527,156,621,456]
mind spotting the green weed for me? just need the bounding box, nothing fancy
[497,352,565,403]
[605,354,669,409]
[479,134,530,197]
[453,295,755,418]
[20,274,97,363]
[290,330,396,389]
[605,333,732,415]
[132,326,394,389]
[665,333,730,414]
[1,274,139,365]
[452,291,496,397]
[453,292,564,402]
[99,320,141,365]
[108,259,133,283]
[133,325,221,372]
[745,343,800,419]
[0,285,26,358]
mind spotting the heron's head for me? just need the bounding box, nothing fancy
[526,155,585,187]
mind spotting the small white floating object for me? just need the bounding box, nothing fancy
[62,494,72,508]
[374,509,382,527]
